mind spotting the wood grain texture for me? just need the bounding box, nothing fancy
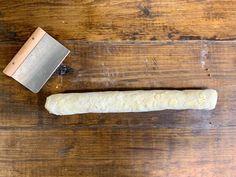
[1,0,236,177]
[1,0,236,41]
[1,41,235,129]
[1,40,236,176]
[0,128,236,177]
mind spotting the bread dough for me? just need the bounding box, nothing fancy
[45,89,218,115]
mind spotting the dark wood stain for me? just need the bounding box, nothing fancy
[0,24,18,41]
[138,6,153,18]
[179,36,202,40]
[54,65,73,76]
[0,11,4,18]
[179,35,231,41]
[120,32,144,41]
[150,36,157,41]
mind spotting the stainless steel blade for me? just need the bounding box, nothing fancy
[12,33,70,93]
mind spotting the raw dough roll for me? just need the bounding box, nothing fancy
[45,89,218,115]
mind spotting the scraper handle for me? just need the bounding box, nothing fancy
[3,27,46,76]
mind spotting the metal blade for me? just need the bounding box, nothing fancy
[12,33,70,93]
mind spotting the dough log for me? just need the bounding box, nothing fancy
[45,89,218,115]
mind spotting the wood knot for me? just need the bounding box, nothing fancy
[138,5,160,18]
[55,65,73,76]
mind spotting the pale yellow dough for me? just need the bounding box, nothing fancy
[45,89,218,115]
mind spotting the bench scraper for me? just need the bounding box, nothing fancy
[3,27,70,93]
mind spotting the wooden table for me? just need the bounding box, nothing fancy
[0,1,236,176]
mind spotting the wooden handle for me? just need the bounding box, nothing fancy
[3,27,46,76]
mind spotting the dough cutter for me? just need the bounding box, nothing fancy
[3,27,70,93]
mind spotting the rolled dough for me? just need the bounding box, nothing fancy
[45,89,217,115]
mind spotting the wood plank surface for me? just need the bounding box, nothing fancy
[1,0,236,177]
[1,0,236,41]
[0,128,236,177]
[1,40,236,129]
